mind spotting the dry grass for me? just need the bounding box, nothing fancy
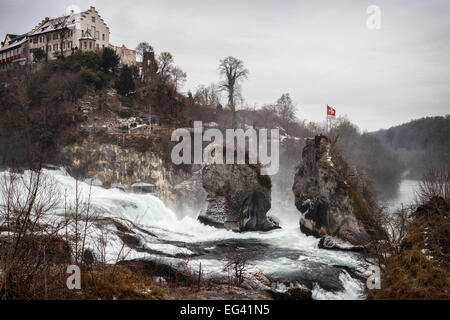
[372,189,449,299]
[82,265,164,300]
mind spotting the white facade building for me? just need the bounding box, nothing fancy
[0,6,135,67]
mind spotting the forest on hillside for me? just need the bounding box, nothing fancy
[372,115,450,179]
[328,118,404,198]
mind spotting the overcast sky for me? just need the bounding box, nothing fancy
[1,0,449,131]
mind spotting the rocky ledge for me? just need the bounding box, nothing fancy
[199,163,280,232]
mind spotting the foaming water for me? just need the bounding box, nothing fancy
[1,168,365,300]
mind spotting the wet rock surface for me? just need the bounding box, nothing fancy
[200,163,279,231]
[293,135,370,244]
[318,236,366,253]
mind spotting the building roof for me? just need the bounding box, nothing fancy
[27,13,83,37]
[27,6,109,38]
[0,36,27,53]
[4,34,19,42]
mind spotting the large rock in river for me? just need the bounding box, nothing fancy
[292,135,373,245]
[199,163,279,231]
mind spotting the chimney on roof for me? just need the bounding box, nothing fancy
[71,10,74,14]
[90,6,95,11]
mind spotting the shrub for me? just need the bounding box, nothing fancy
[70,51,102,72]
[80,69,108,90]
[370,168,450,300]
[33,48,46,62]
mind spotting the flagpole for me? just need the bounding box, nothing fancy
[326,105,329,134]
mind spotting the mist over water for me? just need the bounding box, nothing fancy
[379,179,420,212]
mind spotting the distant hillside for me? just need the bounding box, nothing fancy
[372,115,450,179]
[329,118,404,197]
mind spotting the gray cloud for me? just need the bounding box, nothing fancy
[1,0,449,131]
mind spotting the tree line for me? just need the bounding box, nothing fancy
[372,115,450,179]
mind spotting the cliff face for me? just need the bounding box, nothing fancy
[199,163,279,232]
[59,138,176,199]
[292,135,371,245]
[59,137,212,218]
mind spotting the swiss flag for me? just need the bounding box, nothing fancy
[327,105,336,116]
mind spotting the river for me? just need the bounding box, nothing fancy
[1,168,381,300]
[379,179,420,212]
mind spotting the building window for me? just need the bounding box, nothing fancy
[84,41,87,49]
[92,16,96,23]
[102,34,105,41]
[82,30,84,37]
[96,31,99,40]
[53,33,58,40]
[89,42,92,49]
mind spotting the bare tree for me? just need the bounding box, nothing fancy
[157,52,174,82]
[135,42,153,61]
[171,66,187,92]
[276,93,296,135]
[416,168,450,204]
[0,168,68,299]
[218,56,249,128]
[194,83,221,107]
[222,250,253,286]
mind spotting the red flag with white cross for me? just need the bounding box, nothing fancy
[327,105,336,116]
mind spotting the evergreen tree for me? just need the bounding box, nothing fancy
[101,47,120,74]
[115,65,135,96]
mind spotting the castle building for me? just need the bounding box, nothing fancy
[0,6,136,68]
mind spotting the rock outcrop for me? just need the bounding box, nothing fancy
[199,163,279,231]
[293,135,372,245]
[58,138,188,201]
[318,236,365,253]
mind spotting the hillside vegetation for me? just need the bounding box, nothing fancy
[329,118,404,197]
[372,115,450,179]
[0,46,404,203]
[371,169,450,300]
